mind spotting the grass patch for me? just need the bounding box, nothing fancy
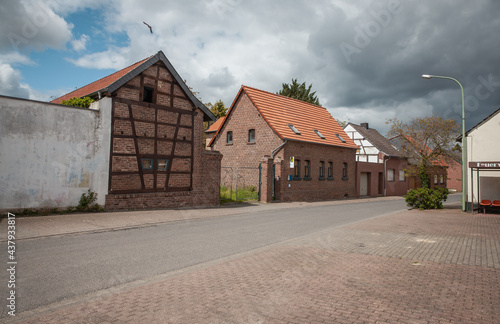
[220,186,259,203]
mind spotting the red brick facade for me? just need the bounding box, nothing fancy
[105,60,221,210]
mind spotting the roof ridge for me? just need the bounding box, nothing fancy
[242,85,326,110]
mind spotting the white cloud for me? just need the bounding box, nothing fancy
[0,1,72,51]
[0,63,30,98]
[71,34,90,52]
[66,46,132,69]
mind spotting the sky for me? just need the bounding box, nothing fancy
[1,0,500,134]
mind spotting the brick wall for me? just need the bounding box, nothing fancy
[275,141,357,202]
[105,61,221,210]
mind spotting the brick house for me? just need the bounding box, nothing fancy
[344,123,409,197]
[52,51,222,210]
[207,85,358,202]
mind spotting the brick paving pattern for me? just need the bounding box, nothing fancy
[8,206,500,323]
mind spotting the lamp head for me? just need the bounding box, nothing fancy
[421,74,432,79]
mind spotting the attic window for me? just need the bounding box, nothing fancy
[287,124,301,135]
[314,129,325,139]
[335,133,346,143]
[143,86,154,103]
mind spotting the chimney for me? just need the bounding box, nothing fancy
[361,122,369,129]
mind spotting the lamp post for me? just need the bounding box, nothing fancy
[422,74,466,212]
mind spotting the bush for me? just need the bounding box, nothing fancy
[62,96,95,108]
[77,189,104,212]
[404,187,449,210]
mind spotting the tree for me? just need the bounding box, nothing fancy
[277,79,321,106]
[387,116,459,209]
[387,116,460,183]
[206,99,227,118]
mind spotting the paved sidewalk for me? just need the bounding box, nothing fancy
[5,197,500,323]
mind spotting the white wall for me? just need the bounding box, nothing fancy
[0,96,111,210]
[466,110,500,204]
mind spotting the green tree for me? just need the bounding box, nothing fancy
[277,79,321,106]
[206,99,227,118]
[62,97,95,108]
[387,116,460,185]
[387,116,459,210]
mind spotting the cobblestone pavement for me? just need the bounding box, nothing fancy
[8,204,500,323]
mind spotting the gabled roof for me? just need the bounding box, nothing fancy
[209,85,357,149]
[347,123,402,157]
[51,50,216,121]
[206,116,225,133]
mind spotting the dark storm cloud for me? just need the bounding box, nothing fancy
[305,0,500,130]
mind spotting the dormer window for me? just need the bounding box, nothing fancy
[335,133,346,143]
[288,124,301,135]
[314,129,325,139]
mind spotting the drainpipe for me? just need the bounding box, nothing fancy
[98,91,102,100]
[384,156,392,197]
[271,139,287,159]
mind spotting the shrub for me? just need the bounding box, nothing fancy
[62,96,95,108]
[404,187,449,210]
[77,189,104,212]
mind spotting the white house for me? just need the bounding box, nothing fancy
[465,107,500,209]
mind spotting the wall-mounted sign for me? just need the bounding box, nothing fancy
[469,161,500,169]
[289,156,294,168]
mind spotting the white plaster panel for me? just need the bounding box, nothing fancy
[0,97,111,210]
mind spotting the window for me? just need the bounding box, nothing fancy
[248,129,255,143]
[226,131,233,144]
[335,133,346,143]
[342,163,348,180]
[387,169,395,182]
[440,174,444,184]
[314,129,325,139]
[399,170,405,182]
[287,124,301,135]
[143,86,154,103]
[328,162,333,179]
[294,159,301,179]
[319,161,325,179]
[304,160,311,179]
[434,175,438,185]
[157,159,169,171]
[141,158,154,170]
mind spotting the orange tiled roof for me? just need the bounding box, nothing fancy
[51,57,150,104]
[210,85,358,149]
[206,116,225,133]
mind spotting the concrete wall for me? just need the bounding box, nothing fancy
[466,110,500,204]
[0,96,111,211]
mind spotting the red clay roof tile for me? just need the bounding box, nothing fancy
[209,85,358,149]
[50,57,150,104]
[242,86,357,148]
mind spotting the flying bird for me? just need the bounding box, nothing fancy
[143,21,153,34]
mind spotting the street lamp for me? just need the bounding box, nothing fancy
[421,74,466,212]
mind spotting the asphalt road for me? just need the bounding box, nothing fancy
[2,197,459,316]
